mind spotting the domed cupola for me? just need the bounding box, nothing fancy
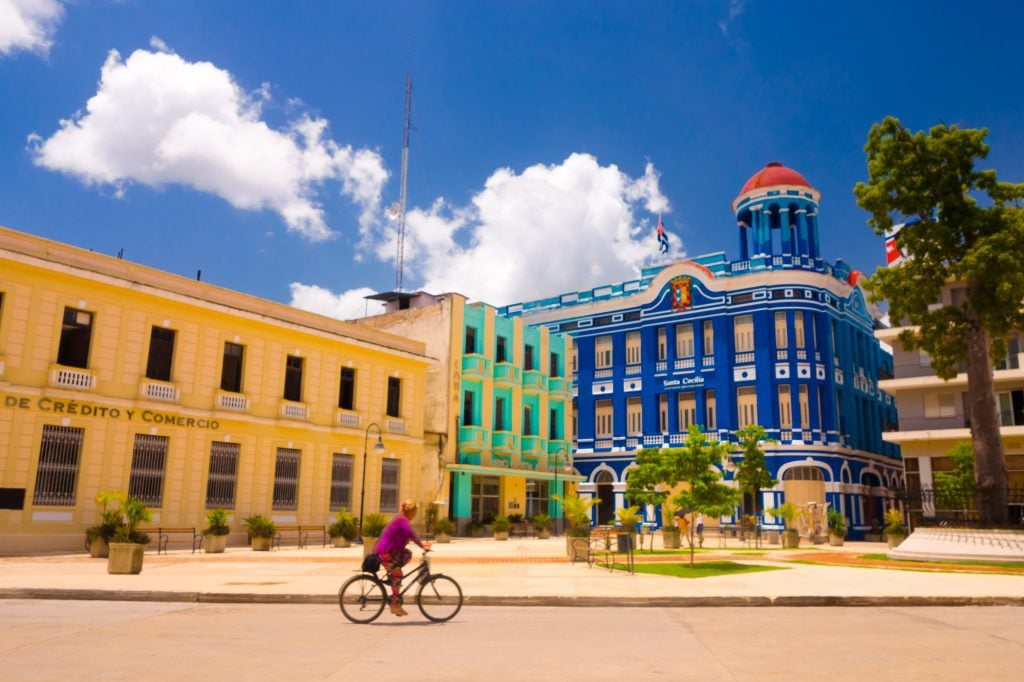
[732,162,822,265]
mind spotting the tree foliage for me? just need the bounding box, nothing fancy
[626,424,739,566]
[934,441,976,510]
[730,424,777,516]
[854,116,1024,523]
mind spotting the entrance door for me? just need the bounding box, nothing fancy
[595,470,615,525]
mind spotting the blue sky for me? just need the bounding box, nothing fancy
[2,1,1022,318]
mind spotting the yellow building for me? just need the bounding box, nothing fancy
[0,225,431,552]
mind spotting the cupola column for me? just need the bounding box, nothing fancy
[795,209,809,260]
[779,207,792,257]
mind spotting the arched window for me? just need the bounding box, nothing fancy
[595,470,614,484]
[782,466,824,481]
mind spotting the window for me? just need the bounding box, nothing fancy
[794,311,806,349]
[595,336,613,369]
[999,390,1024,426]
[737,387,757,428]
[627,397,642,435]
[495,396,507,431]
[595,400,613,438]
[57,307,93,368]
[221,342,244,393]
[778,385,792,429]
[676,324,694,358]
[625,332,641,365]
[734,315,754,352]
[524,344,536,371]
[549,408,560,439]
[386,377,401,417]
[496,336,508,363]
[380,459,400,513]
[284,355,304,402]
[145,327,175,381]
[463,389,476,426]
[523,404,534,436]
[783,466,824,481]
[570,346,578,373]
[206,441,239,509]
[658,328,667,361]
[128,434,168,507]
[330,453,354,511]
[924,393,957,419]
[774,312,788,348]
[32,425,84,506]
[678,392,696,430]
[703,320,714,355]
[659,395,668,433]
[465,326,478,354]
[799,385,810,427]
[705,390,717,430]
[550,352,560,377]
[338,367,356,410]
[572,400,578,438]
[272,448,301,510]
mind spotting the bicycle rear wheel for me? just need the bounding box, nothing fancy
[339,574,387,624]
[416,574,463,623]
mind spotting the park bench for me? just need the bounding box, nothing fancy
[509,522,532,538]
[141,526,203,554]
[272,524,326,549]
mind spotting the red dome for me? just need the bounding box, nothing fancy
[739,162,811,195]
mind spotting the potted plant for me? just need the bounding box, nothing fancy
[467,520,487,537]
[432,517,456,543]
[559,493,600,559]
[615,505,640,551]
[360,512,389,556]
[245,514,276,551]
[202,508,231,553]
[827,509,847,547]
[530,513,553,539]
[884,508,907,548]
[492,514,511,541]
[85,489,122,558]
[767,502,802,548]
[328,508,358,548]
[107,495,152,575]
[660,501,681,549]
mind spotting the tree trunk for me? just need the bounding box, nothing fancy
[964,321,1008,524]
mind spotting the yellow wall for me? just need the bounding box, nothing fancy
[0,226,430,551]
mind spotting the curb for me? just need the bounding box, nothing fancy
[2,588,1023,608]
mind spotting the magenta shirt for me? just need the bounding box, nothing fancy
[375,514,423,555]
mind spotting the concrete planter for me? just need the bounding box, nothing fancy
[88,537,109,558]
[331,536,352,548]
[783,529,801,548]
[434,533,451,543]
[204,534,228,553]
[535,529,551,540]
[361,537,379,556]
[107,542,145,574]
[251,536,273,551]
[886,533,906,549]
[662,529,681,549]
[828,533,845,547]
[494,531,509,541]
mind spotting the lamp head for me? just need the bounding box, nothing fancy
[374,435,385,452]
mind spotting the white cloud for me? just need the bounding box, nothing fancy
[27,46,388,242]
[0,0,63,56]
[289,283,384,320]
[719,0,746,36]
[299,152,680,314]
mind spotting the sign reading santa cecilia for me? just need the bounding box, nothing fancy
[2,393,220,430]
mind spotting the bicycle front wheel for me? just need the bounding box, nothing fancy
[339,574,387,624]
[416,574,463,623]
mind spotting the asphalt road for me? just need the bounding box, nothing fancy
[2,600,1022,680]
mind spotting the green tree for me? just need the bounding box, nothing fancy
[854,116,1024,524]
[626,424,740,567]
[730,424,777,519]
[934,441,976,513]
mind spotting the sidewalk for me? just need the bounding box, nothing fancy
[2,535,1023,607]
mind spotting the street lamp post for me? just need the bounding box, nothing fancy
[552,448,570,537]
[357,422,385,543]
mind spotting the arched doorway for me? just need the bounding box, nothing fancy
[595,470,615,525]
[782,466,826,509]
[861,472,882,529]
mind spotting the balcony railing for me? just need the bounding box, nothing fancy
[735,352,755,364]
[522,370,548,392]
[50,366,95,390]
[385,418,405,434]
[141,381,179,402]
[492,431,519,454]
[674,358,695,371]
[336,410,360,428]
[548,376,571,394]
[458,425,489,451]
[493,362,521,385]
[462,354,492,377]
[216,392,249,411]
[280,402,309,419]
[522,435,546,457]
[624,364,641,376]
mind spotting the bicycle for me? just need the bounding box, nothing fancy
[338,550,463,624]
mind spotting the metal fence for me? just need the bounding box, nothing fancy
[900,485,1024,529]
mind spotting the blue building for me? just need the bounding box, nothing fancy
[500,163,902,540]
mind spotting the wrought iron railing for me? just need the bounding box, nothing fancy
[899,485,1024,529]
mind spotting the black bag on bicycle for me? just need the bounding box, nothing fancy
[361,553,381,573]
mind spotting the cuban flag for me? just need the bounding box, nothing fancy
[884,220,918,267]
[656,215,669,254]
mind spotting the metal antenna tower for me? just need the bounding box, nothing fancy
[395,72,412,291]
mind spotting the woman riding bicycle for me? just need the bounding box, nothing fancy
[375,499,431,616]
